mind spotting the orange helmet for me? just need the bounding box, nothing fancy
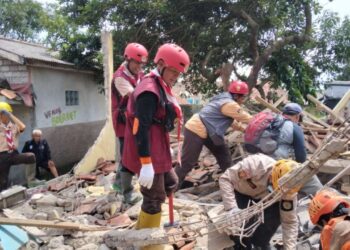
[154,43,190,73]
[228,81,249,95]
[124,43,148,63]
[308,188,350,225]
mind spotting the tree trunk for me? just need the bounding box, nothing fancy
[220,63,234,91]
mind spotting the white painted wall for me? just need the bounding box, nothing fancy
[30,67,106,128]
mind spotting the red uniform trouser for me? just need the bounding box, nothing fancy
[0,151,36,191]
[175,128,232,187]
[141,168,178,214]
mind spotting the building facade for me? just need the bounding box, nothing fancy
[0,37,106,171]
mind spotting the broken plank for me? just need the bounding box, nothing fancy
[178,182,218,195]
[3,209,47,238]
[333,89,350,116]
[310,132,322,148]
[0,217,109,231]
[302,126,331,133]
[197,190,221,201]
[254,96,281,113]
[272,92,288,108]
[302,110,330,128]
[307,94,345,124]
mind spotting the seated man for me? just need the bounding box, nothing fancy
[0,102,35,190]
[22,129,58,179]
[219,154,299,250]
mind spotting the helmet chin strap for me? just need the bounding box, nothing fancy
[126,60,137,76]
[159,66,166,76]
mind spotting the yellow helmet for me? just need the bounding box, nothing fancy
[271,159,301,194]
[0,102,12,113]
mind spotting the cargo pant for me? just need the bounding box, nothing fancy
[0,151,36,191]
[231,191,281,249]
[115,138,134,180]
[175,128,232,188]
[141,168,178,214]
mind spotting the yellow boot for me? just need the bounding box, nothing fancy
[135,210,172,250]
[135,209,161,229]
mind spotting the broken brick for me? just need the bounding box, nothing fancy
[167,228,185,248]
[74,202,98,215]
[48,182,70,192]
[76,174,97,182]
[100,163,116,175]
[107,213,132,227]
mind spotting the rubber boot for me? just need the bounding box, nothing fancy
[112,164,122,193]
[26,163,37,187]
[120,171,142,205]
[135,210,161,229]
[135,210,171,250]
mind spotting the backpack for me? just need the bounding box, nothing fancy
[244,111,286,154]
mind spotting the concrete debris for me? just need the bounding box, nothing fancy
[1,97,349,250]
[76,243,99,250]
[48,236,64,249]
[107,213,132,227]
[98,244,111,250]
[34,212,48,221]
[103,228,168,248]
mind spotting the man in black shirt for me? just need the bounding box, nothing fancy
[22,129,58,179]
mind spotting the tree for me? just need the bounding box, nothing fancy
[49,0,319,100]
[312,12,350,81]
[0,0,47,41]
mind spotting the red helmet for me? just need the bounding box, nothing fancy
[154,43,190,73]
[228,81,249,95]
[124,43,148,63]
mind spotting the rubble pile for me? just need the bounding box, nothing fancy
[1,96,349,250]
[0,159,135,250]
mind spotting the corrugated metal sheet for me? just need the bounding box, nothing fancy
[325,80,350,86]
[0,37,73,66]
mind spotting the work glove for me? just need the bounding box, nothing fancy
[138,163,155,189]
[229,207,242,215]
[221,207,243,235]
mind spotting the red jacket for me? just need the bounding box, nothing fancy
[122,76,172,174]
[111,64,141,138]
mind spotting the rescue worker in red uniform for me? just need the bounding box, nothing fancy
[308,188,350,250]
[122,43,190,239]
[111,43,148,204]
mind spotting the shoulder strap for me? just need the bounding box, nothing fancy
[152,76,167,108]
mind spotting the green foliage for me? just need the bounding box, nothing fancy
[313,13,350,81]
[0,0,47,41]
[2,0,349,102]
[266,46,317,103]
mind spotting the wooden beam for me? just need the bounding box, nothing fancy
[254,96,281,113]
[302,110,330,128]
[307,94,345,123]
[272,92,288,108]
[333,89,350,115]
[0,217,109,231]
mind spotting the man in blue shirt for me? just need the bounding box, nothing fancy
[22,129,58,179]
[270,103,322,195]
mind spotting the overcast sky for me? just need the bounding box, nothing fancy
[318,0,350,18]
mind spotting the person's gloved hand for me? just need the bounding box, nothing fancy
[221,207,243,235]
[138,163,155,189]
[229,207,242,214]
